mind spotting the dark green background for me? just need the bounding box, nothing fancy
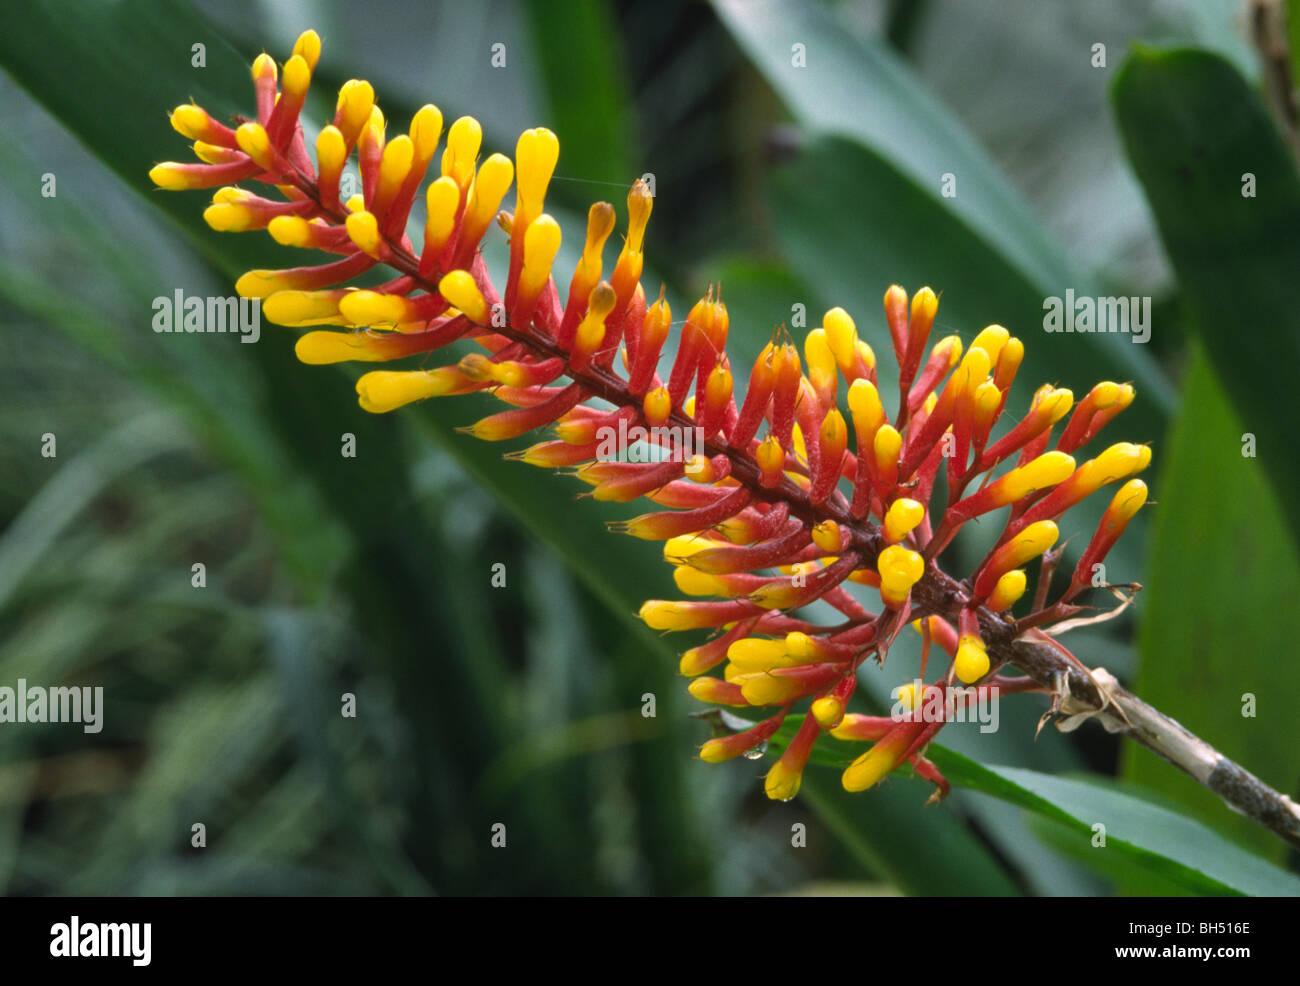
[0,0,1296,895]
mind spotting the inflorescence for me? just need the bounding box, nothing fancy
[152,30,1151,803]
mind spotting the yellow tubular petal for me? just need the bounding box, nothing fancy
[335,79,375,143]
[574,283,616,358]
[409,104,444,161]
[235,122,274,170]
[953,634,990,684]
[356,370,446,413]
[377,134,415,201]
[804,328,837,398]
[235,270,301,298]
[624,177,653,254]
[970,324,1009,364]
[727,637,789,668]
[316,125,346,175]
[1108,478,1149,522]
[764,760,803,801]
[883,498,925,543]
[514,127,560,226]
[170,104,209,139]
[441,116,483,188]
[987,569,1027,613]
[822,307,858,372]
[519,214,562,297]
[643,386,671,427]
[673,567,723,597]
[811,695,845,730]
[251,52,277,83]
[811,520,843,553]
[847,378,885,432]
[424,176,461,254]
[989,522,1060,582]
[292,29,321,71]
[877,544,924,608]
[580,202,617,275]
[267,215,312,247]
[282,54,311,98]
[736,673,803,707]
[295,332,372,364]
[841,737,907,793]
[873,425,902,474]
[339,290,410,327]
[438,270,491,325]
[345,210,384,257]
[464,153,515,238]
[203,202,255,232]
[688,678,746,707]
[264,290,345,327]
[1001,451,1076,501]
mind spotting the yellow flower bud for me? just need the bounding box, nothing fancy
[811,695,845,729]
[877,544,924,608]
[883,498,925,544]
[987,570,1027,613]
[954,634,990,684]
[438,270,491,325]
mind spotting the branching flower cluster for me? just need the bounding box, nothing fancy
[152,30,1150,803]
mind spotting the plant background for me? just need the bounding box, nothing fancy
[0,0,1296,895]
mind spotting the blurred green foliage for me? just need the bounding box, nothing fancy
[0,0,1296,895]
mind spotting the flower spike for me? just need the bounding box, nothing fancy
[153,28,1154,806]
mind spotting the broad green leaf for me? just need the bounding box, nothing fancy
[712,0,1174,420]
[769,722,1300,896]
[928,747,1300,897]
[1113,46,1300,549]
[522,0,637,191]
[1111,45,1300,871]
[711,0,1065,292]
[1123,354,1300,867]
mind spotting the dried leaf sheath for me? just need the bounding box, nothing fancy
[151,30,1151,803]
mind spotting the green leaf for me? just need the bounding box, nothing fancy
[1113,46,1300,549]
[767,720,1300,895]
[1111,45,1300,872]
[712,0,1174,421]
[712,0,1064,293]
[927,747,1300,897]
[1123,353,1300,867]
[522,0,637,191]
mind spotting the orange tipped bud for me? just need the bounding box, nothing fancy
[756,435,785,488]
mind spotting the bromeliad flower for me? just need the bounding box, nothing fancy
[151,30,1153,805]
